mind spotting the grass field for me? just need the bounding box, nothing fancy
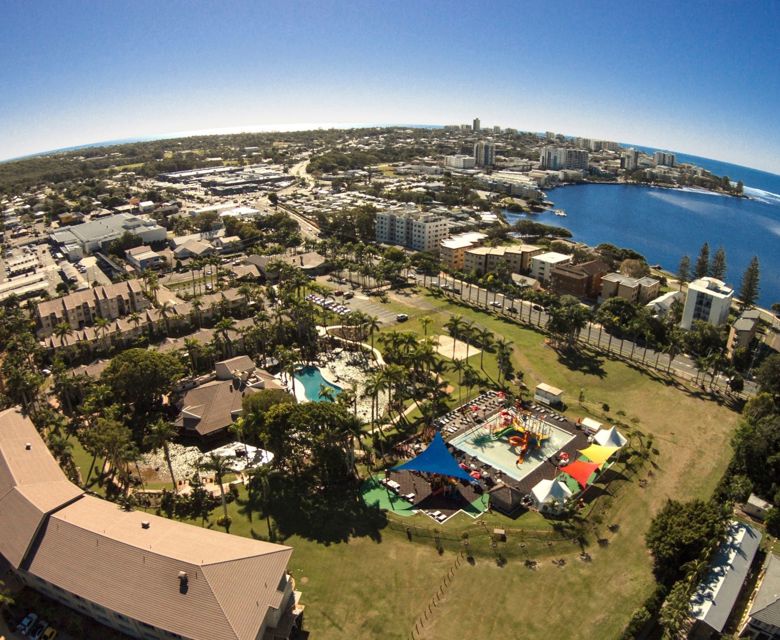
[69,289,741,639]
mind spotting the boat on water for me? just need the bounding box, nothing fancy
[553,209,567,217]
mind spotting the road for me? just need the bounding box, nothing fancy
[412,273,757,395]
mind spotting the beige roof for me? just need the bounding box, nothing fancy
[0,408,83,568]
[0,407,296,640]
[176,380,257,437]
[28,496,291,640]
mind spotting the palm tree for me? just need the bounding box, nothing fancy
[420,316,432,339]
[215,317,237,357]
[247,464,275,540]
[144,271,160,304]
[145,418,179,508]
[477,327,495,371]
[198,452,233,531]
[53,321,74,347]
[158,300,174,336]
[319,384,336,402]
[190,298,203,329]
[364,314,381,356]
[444,315,465,360]
[494,337,513,387]
[450,358,467,405]
[183,338,201,375]
[94,316,110,351]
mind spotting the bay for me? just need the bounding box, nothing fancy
[504,183,780,307]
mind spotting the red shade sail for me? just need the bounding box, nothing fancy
[560,460,600,488]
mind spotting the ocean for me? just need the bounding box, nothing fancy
[505,183,780,307]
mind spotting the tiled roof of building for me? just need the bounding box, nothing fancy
[749,554,780,630]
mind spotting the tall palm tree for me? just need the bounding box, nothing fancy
[190,298,203,329]
[158,300,174,336]
[420,316,432,339]
[145,418,179,507]
[198,452,233,531]
[364,314,381,355]
[450,358,467,405]
[53,321,74,347]
[247,464,275,540]
[215,317,237,357]
[183,338,201,375]
[477,327,495,371]
[94,316,110,351]
[444,315,465,360]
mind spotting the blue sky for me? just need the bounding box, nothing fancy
[1,0,779,174]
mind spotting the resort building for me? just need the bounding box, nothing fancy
[439,232,488,270]
[549,259,609,299]
[539,147,589,171]
[463,244,543,277]
[49,213,166,260]
[0,407,303,640]
[680,277,734,330]
[35,279,150,337]
[443,155,476,170]
[175,357,286,440]
[375,207,450,252]
[246,251,327,282]
[599,273,661,305]
[529,251,572,284]
[621,148,640,171]
[744,554,780,639]
[689,521,761,637]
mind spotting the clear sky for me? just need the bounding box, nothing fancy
[1,0,779,174]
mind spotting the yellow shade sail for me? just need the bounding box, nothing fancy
[578,444,619,467]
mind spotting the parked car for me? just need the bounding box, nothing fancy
[490,301,502,308]
[532,304,544,311]
[344,291,354,299]
[16,613,38,634]
[508,306,518,313]
[41,626,58,640]
[396,313,409,322]
[28,619,49,640]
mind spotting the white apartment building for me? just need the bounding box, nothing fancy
[375,207,450,252]
[680,277,734,330]
[49,213,166,259]
[444,154,476,170]
[539,147,589,171]
[529,251,573,283]
[622,148,640,171]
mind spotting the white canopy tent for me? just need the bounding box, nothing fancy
[594,426,628,448]
[531,478,573,513]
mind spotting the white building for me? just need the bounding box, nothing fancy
[680,277,734,330]
[534,383,564,406]
[50,213,166,259]
[444,155,476,170]
[529,251,572,283]
[375,207,450,252]
[622,148,640,171]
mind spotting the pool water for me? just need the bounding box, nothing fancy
[294,366,343,402]
[450,421,575,482]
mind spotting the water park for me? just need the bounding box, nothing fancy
[364,388,630,522]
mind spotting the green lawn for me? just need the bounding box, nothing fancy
[67,289,741,639]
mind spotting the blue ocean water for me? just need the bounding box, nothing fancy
[505,183,780,307]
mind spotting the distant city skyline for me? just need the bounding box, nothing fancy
[1,0,779,174]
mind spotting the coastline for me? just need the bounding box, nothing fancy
[543,180,746,205]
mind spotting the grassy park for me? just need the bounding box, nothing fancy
[63,289,740,639]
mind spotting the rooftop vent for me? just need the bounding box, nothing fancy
[25,443,32,450]
[141,520,150,529]
[178,571,189,594]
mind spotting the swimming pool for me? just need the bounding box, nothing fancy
[294,366,343,402]
[449,419,575,482]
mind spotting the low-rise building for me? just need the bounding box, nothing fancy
[0,407,302,640]
[529,251,572,284]
[690,521,761,636]
[125,245,166,272]
[35,279,149,337]
[727,308,760,357]
[246,251,327,281]
[744,554,780,639]
[534,383,563,407]
[50,213,166,259]
[645,290,684,317]
[743,493,772,522]
[681,277,734,330]
[550,259,609,299]
[444,155,476,170]
[439,232,488,271]
[464,244,542,276]
[599,273,661,304]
